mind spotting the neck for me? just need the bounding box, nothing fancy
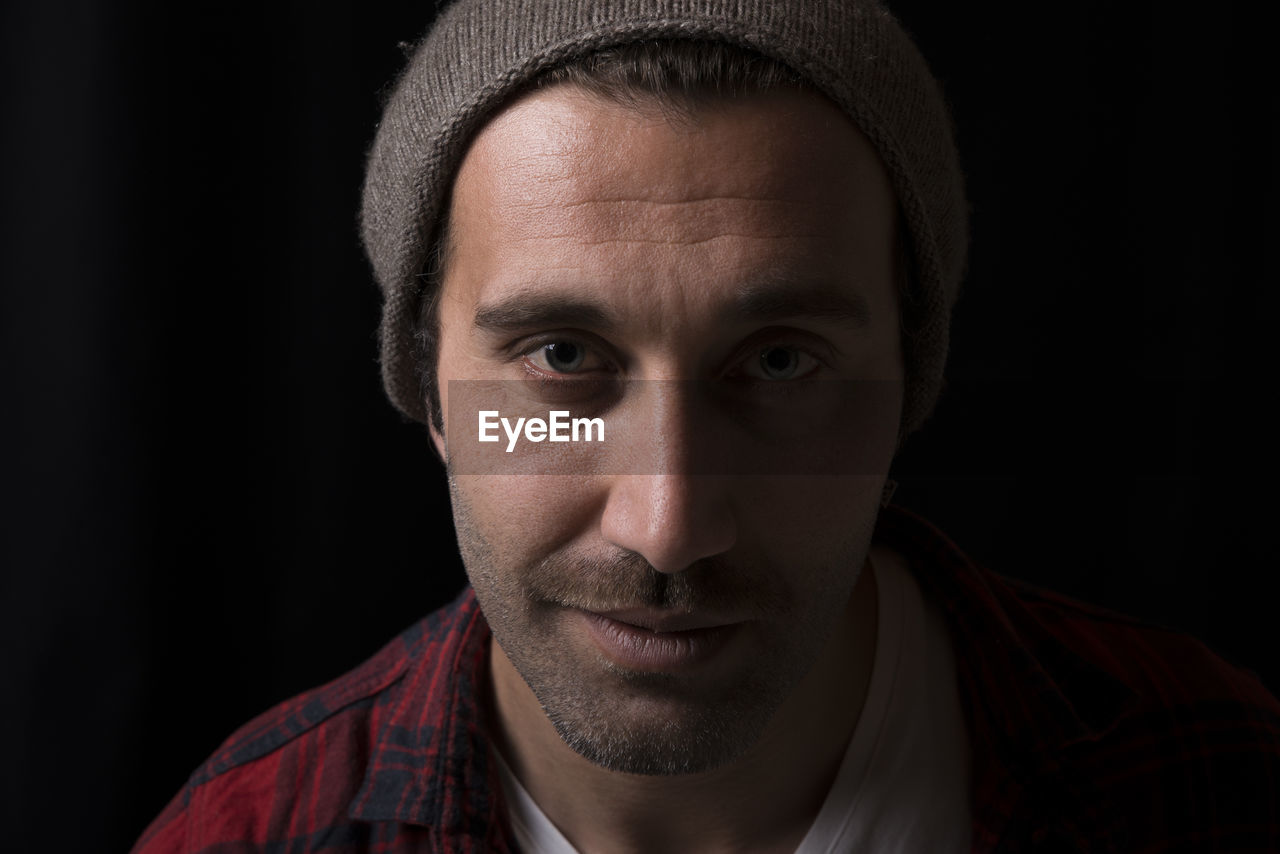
[487,553,881,854]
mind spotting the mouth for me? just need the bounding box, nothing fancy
[578,608,742,672]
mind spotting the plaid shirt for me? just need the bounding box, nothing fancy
[133,507,1280,853]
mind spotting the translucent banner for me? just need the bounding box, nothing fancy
[443,379,902,476]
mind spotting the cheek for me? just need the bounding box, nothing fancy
[734,476,884,561]
[449,473,607,566]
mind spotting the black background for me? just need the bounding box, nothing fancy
[2,2,1275,850]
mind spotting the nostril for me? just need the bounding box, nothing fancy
[600,474,737,575]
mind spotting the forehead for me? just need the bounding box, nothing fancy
[442,83,899,327]
[473,85,851,183]
[451,83,894,234]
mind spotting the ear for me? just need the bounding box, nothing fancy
[427,413,446,465]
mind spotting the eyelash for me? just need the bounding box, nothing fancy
[726,342,825,382]
[515,335,619,379]
[512,332,831,380]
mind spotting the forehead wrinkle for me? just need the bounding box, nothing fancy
[464,83,887,213]
[497,193,814,220]
[522,193,825,250]
[553,232,791,248]
[554,194,807,208]
[464,102,858,246]
[482,109,825,206]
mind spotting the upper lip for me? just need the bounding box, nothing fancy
[587,607,737,633]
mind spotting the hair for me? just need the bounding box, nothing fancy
[412,39,916,436]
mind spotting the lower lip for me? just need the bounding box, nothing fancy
[580,612,738,672]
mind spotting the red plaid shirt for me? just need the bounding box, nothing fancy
[133,507,1280,852]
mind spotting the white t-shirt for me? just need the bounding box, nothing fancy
[495,552,972,853]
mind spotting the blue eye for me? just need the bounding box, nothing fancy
[752,346,816,380]
[534,341,586,373]
[760,347,798,379]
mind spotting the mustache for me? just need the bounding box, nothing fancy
[523,549,785,616]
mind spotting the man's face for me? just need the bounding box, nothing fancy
[431,84,903,774]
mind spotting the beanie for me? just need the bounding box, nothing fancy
[361,0,967,438]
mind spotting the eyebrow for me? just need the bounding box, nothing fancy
[473,294,618,334]
[727,280,872,329]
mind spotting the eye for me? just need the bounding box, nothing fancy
[743,345,821,381]
[524,339,608,376]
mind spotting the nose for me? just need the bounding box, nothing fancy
[599,473,738,574]
[598,384,737,574]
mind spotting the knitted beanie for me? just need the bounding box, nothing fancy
[361,0,966,438]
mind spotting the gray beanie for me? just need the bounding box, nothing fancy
[361,0,966,438]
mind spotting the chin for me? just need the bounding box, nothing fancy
[544,694,773,776]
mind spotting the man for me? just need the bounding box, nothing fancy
[134,0,1280,852]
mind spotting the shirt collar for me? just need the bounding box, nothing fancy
[349,588,509,845]
[876,505,1139,759]
[876,505,1138,851]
